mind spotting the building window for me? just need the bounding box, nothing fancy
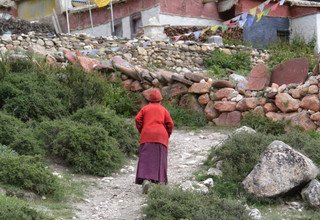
[131,12,142,38]
[113,20,123,37]
[277,30,289,42]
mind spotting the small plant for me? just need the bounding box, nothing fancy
[267,38,316,71]
[37,119,124,176]
[205,49,251,78]
[0,153,59,196]
[143,185,249,220]
[70,105,139,155]
[240,111,286,135]
[0,195,53,220]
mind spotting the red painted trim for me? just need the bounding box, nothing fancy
[160,0,220,20]
[290,6,320,18]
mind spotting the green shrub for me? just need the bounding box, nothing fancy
[0,112,26,145]
[240,112,286,135]
[37,119,124,176]
[0,153,59,195]
[143,185,249,220]
[57,65,107,113]
[104,79,142,116]
[205,49,251,78]
[163,103,207,128]
[0,67,69,121]
[0,195,52,220]
[0,144,17,155]
[9,128,45,156]
[267,38,316,71]
[70,105,138,155]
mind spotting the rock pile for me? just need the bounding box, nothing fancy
[0,18,54,35]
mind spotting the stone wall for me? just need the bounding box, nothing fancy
[3,32,318,131]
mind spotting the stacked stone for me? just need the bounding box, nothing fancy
[0,32,268,73]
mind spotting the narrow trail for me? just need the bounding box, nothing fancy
[73,129,228,220]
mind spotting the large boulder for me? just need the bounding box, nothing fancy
[204,101,219,121]
[161,83,188,98]
[188,81,212,94]
[285,111,317,131]
[301,179,320,207]
[243,141,319,197]
[246,64,270,90]
[213,111,241,126]
[300,95,320,112]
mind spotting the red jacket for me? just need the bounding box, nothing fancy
[135,103,174,147]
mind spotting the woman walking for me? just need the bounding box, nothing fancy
[135,88,174,194]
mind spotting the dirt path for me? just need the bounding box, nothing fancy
[73,129,228,220]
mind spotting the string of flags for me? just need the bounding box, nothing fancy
[173,0,286,41]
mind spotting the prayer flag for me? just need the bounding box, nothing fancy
[173,35,181,41]
[270,2,280,11]
[249,7,257,16]
[201,27,210,35]
[241,12,248,20]
[258,2,266,12]
[193,31,201,39]
[231,15,241,22]
[263,8,270,16]
[279,0,285,6]
[256,12,263,22]
[94,0,111,7]
[246,15,255,27]
[210,25,219,33]
[221,24,228,32]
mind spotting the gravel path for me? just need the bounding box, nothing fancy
[73,129,228,220]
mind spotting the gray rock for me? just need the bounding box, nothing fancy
[242,140,319,197]
[207,35,223,46]
[248,208,262,220]
[301,179,320,207]
[232,126,256,136]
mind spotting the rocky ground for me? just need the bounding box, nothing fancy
[73,128,228,220]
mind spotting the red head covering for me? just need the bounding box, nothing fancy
[147,89,163,102]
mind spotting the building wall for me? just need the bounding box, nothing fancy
[159,14,220,26]
[159,0,220,20]
[290,13,319,53]
[243,15,289,47]
[237,0,290,17]
[17,0,56,20]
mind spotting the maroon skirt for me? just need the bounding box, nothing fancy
[135,142,168,185]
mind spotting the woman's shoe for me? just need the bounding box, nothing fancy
[142,180,150,194]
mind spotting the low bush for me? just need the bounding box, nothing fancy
[70,105,138,155]
[205,49,251,78]
[57,65,107,113]
[267,38,316,71]
[143,185,249,220]
[9,128,45,156]
[240,111,286,135]
[0,66,69,121]
[0,112,26,145]
[0,195,52,220]
[104,79,142,116]
[37,119,124,176]
[0,152,59,196]
[164,103,207,128]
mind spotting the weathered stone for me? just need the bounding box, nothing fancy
[275,93,300,113]
[204,101,219,121]
[212,80,234,89]
[213,88,236,100]
[301,179,320,207]
[188,81,212,94]
[236,97,258,111]
[271,58,309,86]
[198,93,210,106]
[28,44,48,57]
[263,103,278,113]
[291,87,305,99]
[214,101,237,112]
[285,111,317,131]
[172,74,193,86]
[161,83,188,98]
[122,79,133,90]
[130,80,143,92]
[157,69,174,83]
[311,112,320,121]
[308,85,319,94]
[112,56,139,80]
[137,47,147,56]
[242,140,319,197]
[179,94,203,112]
[213,111,241,126]
[78,56,99,72]
[300,95,320,112]
[184,72,209,82]
[253,106,265,115]
[265,112,285,121]
[246,64,270,90]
